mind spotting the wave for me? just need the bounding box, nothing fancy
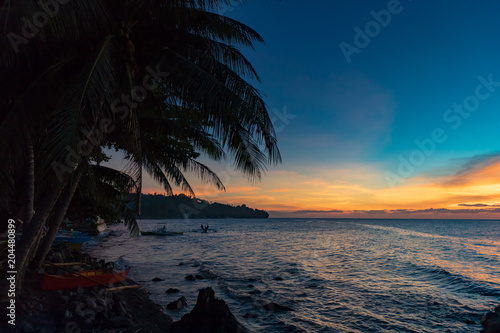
[408,262,500,297]
[356,222,500,244]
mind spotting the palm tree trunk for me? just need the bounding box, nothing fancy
[30,168,83,275]
[14,112,99,290]
[23,134,35,226]
[13,184,63,290]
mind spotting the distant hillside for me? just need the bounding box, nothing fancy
[140,193,269,219]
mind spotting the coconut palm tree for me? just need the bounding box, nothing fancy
[0,0,281,289]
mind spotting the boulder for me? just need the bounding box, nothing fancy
[167,297,188,310]
[200,269,217,279]
[152,277,164,282]
[185,275,196,281]
[170,287,249,333]
[482,311,500,333]
[195,274,205,280]
[263,302,294,312]
[166,288,181,294]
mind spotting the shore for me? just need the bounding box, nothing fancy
[10,238,248,333]
[14,278,172,332]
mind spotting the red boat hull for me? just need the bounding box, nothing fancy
[42,268,130,291]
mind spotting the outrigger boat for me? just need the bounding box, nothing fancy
[140,223,183,236]
[42,265,130,291]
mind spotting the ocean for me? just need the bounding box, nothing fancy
[84,218,500,332]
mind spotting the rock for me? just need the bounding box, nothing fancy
[179,262,184,266]
[65,309,73,319]
[273,277,284,281]
[114,301,128,316]
[86,298,98,310]
[482,311,500,333]
[152,277,164,282]
[72,301,85,311]
[482,312,499,324]
[167,297,188,310]
[195,274,205,280]
[243,312,259,319]
[249,289,261,295]
[97,288,107,298]
[170,288,250,333]
[464,319,476,324]
[263,302,294,312]
[200,269,217,279]
[185,275,196,281]
[166,288,181,294]
[96,298,107,307]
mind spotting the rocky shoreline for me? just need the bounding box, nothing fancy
[8,244,249,333]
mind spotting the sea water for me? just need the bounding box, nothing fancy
[84,219,500,332]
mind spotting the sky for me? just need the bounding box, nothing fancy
[134,0,500,218]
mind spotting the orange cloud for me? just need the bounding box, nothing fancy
[138,153,500,218]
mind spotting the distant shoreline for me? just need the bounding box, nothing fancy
[266,216,500,221]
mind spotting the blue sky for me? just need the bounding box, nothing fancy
[138,1,500,217]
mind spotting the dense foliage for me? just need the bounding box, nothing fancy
[141,193,269,218]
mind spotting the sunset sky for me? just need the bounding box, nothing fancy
[122,1,500,218]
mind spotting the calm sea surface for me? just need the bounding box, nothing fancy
[84,219,500,332]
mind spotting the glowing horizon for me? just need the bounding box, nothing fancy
[139,153,500,219]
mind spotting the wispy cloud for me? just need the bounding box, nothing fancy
[458,203,500,207]
[294,209,344,214]
[440,152,500,187]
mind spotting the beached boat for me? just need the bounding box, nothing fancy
[63,216,107,236]
[54,234,92,244]
[41,267,130,291]
[53,230,91,250]
[140,223,183,236]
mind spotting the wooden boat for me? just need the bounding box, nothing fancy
[140,223,183,236]
[54,234,92,244]
[141,230,183,236]
[65,216,107,236]
[191,228,217,233]
[41,267,130,291]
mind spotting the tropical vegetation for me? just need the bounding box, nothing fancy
[141,193,269,219]
[0,0,280,290]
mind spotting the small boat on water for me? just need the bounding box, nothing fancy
[140,223,183,236]
[141,230,184,236]
[191,228,217,233]
[42,267,130,291]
